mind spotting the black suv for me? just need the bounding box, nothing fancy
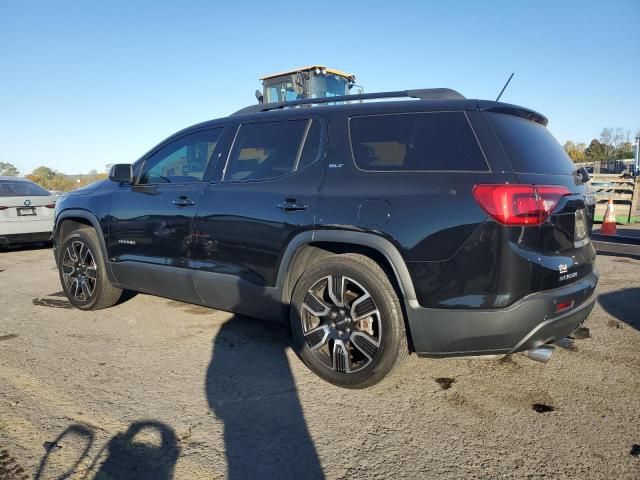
[53,89,598,388]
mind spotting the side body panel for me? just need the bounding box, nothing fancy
[191,117,325,318]
[314,107,521,309]
[107,183,205,302]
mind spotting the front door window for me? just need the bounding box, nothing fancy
[138,129,223,185]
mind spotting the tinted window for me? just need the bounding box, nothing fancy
[486,112,574,175]
[298,120,322,169]
[0,180,50,196]
[226,119,319,182]
[139,128,222,184]
[350,112,487,171]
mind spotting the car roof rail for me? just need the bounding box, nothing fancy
[232,88,466,115]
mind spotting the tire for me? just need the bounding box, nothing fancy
[290,253,408,388]
[58,228,122,310]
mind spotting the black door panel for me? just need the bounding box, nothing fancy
[192,170,321,289]
[107,127,226,300]
[108,183,204,266]
[192,118,325,312]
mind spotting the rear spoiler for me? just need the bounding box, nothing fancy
[476,100,548,126]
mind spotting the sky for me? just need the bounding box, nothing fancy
[1,0,639,175]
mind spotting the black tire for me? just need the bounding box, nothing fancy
[290,253,408,388]
[58,228,122,310]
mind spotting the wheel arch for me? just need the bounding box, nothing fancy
[277,230,417,306]
[54,209,116,284]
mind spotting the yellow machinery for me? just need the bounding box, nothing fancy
[256,65,358,104]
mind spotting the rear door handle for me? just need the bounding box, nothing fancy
[173,197,196,207]
[277,199,307,212]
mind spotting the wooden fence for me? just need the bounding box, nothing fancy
[589,174,640,223]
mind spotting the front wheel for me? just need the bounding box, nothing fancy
[290,254,408,388]
[58,228,122,310]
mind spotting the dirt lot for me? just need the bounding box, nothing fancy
[0,246,639,479]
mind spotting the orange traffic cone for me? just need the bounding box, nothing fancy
[600,198,617,235]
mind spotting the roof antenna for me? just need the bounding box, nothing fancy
[495,72,514,102]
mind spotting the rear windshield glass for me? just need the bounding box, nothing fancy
[349,112,488,171]
[486,112,575,175]
[0,180,50,196]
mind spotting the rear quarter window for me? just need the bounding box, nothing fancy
[349,111,488,171]
[485,112,575,175]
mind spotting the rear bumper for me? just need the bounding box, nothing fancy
[405,271,598,356]
[0,218,54,235]
[0,231,52,245]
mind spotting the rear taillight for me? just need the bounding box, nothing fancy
[44,203,56,208]
[473,184,570,226]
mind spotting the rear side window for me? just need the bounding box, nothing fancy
[225,119,321,182]
[349,112,487,171]
[486,112,574,175]
[0,180,50,196]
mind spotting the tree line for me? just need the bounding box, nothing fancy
[564,127,639,163]
[0,162,107,191]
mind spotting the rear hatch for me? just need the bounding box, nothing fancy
[482,110,596,292]
[0,180,57,226]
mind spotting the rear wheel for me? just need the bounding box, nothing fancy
[58,228,122,310]
[290,254,408,388]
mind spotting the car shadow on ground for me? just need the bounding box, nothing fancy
[0,242,52,253]
[205,314,324,480]
[34,421,179,479]
[598,287,640,331]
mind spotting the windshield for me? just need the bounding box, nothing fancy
[263,73,351,103]
[310,74,349,98]
[0,179,51,196]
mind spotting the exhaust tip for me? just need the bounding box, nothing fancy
[523,344,555,363]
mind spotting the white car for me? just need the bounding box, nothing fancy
[0,176,57,246]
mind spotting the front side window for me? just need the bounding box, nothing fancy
[350,112,488,171]
[225,119,321,182]
[138,128,223,184]
[265,82,301,103]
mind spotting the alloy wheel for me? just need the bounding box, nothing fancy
[300,275,381,373]
[61,240,98,302]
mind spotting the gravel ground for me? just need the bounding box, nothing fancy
[0,246,639,479]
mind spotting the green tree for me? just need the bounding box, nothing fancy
[26,166,74,192]
[563,141,586,162]
[0,162,19,176]
[615,142,634,159]
[585,139,606,162]
[30,166,57,180]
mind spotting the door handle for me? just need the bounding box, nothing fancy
[172,197,196,207]
[277,199,307,212]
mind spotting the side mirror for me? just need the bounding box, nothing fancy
[255,89,264,104]
[109,164,133,183]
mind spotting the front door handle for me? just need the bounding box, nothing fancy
[173,197,196,207]
[277,198,307,212]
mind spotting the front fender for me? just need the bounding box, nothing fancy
[54,209,116,284]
